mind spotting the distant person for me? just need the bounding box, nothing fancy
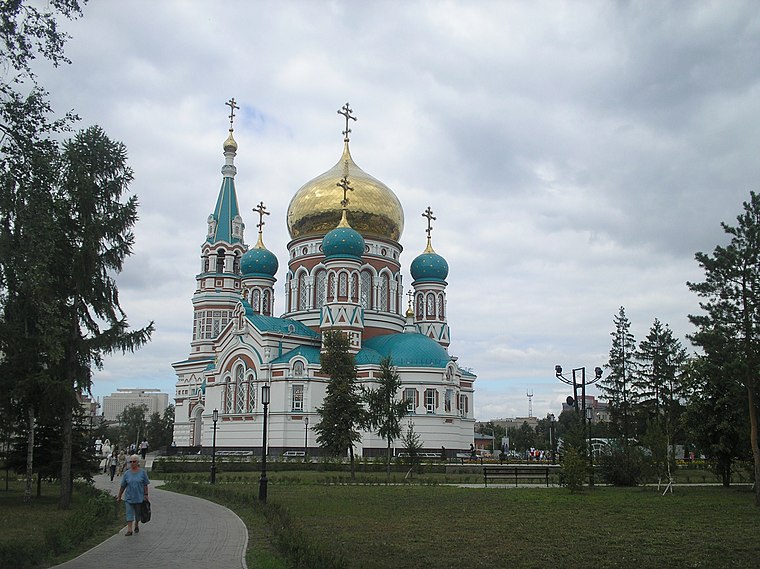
[140,439,149,459]
[117,454,150,536]
[117,450,127,474]
[108,451,118,481]
[469,443,476,459]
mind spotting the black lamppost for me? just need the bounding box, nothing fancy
[555,364,603,486]
[259,384,270,502]
[547,413,556,464]
[210,409,218,484]
[303,416,309,458]
[586,406,594,486]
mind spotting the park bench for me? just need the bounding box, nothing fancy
[483,464,555,487]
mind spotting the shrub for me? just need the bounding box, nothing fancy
[561,446,587,493]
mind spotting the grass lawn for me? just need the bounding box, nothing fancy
[167,475,760,569]
[0,477,123,568]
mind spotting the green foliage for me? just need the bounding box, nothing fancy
[599,306,638,441]
[146,404,175,449]
[507,421,537,452]
[598,441,646,486]
[117,403,149,448]
[314,330,363,477]
[560,445,586,492]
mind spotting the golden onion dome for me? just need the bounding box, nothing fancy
[287,142,404,241]
[223,130,238,153]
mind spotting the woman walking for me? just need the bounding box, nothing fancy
[116,454,150,536]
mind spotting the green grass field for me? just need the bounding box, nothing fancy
[167,476,760,569]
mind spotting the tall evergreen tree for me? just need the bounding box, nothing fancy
[688,191,760,505]
[599,306,638,442]
[55,126,154,508]
[314,330,363,478]
[363,356,409,479]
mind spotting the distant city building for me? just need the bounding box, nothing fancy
[485,417,541,432]
[561,395,609,422]
[102,388,169,421]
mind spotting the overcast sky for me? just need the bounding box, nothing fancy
[33,0,760,421]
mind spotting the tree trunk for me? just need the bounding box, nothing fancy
[386,437,392,481]
[349,445,355,480]
[746,383,760,506]
[24,407,34,503]
[59,404,73,510]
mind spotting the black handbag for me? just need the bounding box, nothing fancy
[140,500,151,523]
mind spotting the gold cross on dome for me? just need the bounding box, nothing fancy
[422,206,436,239]
[226,97,240,129]
[337,102,357,142]
[253,201,270,232]
[337,174,354,208]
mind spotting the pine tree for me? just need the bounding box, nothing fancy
[363,356,409,479]
[599,306,638,442]
[688,191,760,505]
[314,330,364,478]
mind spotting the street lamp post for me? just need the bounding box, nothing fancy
[555,364,603,486]
[586,406,594,487]
[259,384,270,502]
[547,413,556,464]
[304,416,309,459]
[210,409,218,484]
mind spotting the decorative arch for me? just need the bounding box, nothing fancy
[360,269,373,309]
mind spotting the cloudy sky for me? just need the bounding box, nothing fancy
[34,0,760,421]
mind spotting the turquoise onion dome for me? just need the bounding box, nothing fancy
[241,235,279,277]
[322,210,365,260]
[410,239,448,282]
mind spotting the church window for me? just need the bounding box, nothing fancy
[224,378,234,413]
[416,294,423,319]
[292,385,304,411]
[381,247,387,256]
[252,289,261,312]
[247,373,256,411]
[233,254,240,274]
[315,271,327,308]
[446,367,453,382]
[426,293,435,318]
[216,250,225,273]
[235,364,245,413]
[327,273,336,302]
[293,361,304,377]
[424,389,436,414]
[438,294,445,320]
[360,271,372,309]
[459,394,469,416]
[302,246,308,256]
[203,258,209,273]
[445,389,453,413]
[262,290,271,315]
[404,388,417,413]
[298,274,309,310]
[212,318,221,337]
[339,272,348,298]
[378,274,389,311]
[351,274,359,302]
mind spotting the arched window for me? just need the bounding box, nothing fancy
[252,289,261,312]
[327,272,336,302]
[378,274,389,311]
[216,250,225,273]
[438,294,445,320]
[298,273,309,310]
[360,271,372,309]
[224,377,234,413]
[233,254,240,274]
[203,258,209,273]
[235,364,245,413]
[351,273,359,302]
[339,272,348,298]
[426,293,436,318]
[262,290,271,315]
[247,372,256,411]
[315,270,327,308]
[293,361,305,377]
[416,294,424,319]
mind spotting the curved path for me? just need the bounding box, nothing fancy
[52,469,248,569]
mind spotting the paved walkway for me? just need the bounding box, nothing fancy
[52,464,248,569]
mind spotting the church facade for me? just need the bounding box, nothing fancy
[172,102,475,457]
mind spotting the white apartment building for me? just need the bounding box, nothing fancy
[102,388,169,421]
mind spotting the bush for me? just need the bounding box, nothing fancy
[561,446,587,493]
[598,443,646,486]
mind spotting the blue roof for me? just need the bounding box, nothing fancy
[323,225,365,260]
[207,176,242,244]
[241,301,320,338]
[271,345,321,365]
[410,250,449,282]
[241,245,278,277]
[363,333,450,368]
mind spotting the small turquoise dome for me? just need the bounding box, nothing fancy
[363,333,450,368]
[323,226,365,260]
[410,250,449,282]
[241,245,278,277]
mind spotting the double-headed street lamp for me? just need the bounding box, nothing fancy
[555,364,603,486]
[259,384,271,503]
[210,408,219,484]
[304,416,309,458]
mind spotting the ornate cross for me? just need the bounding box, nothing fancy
[253,201,270,232]
[422,206,436,239]
[337,102,357,142]
[337,173,354,208]
[407,289,414,308]
[226,97,240,129]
